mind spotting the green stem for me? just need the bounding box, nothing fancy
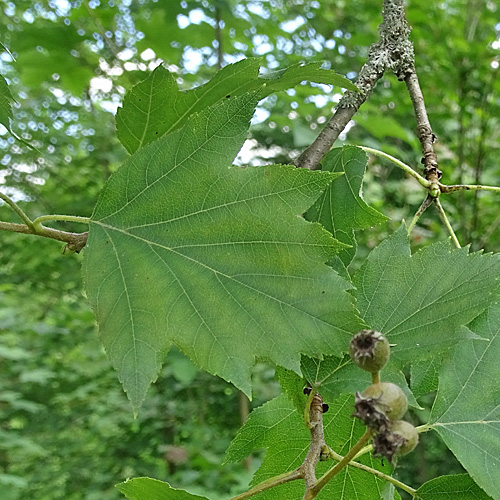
[0,192,35,231]
[440,183,500,194]
[407,195,433,234]
[360,146,431,188]
[433,199,461,248]
[305,429,373,498]
[229,468,302,500]
[416,423,434,433]
[32,214,90,231]
[327,447,416,496]
[372,371,381,384]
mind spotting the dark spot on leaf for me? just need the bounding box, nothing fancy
[322,403,329,413]
[155,131,158,134]
[226,94,230,98]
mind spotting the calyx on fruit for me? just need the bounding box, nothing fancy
[349,330,390,373]
[373,420,419,463]
[353,382,408,430]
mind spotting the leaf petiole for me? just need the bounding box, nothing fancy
[359,146,430,188]
[327,446,417,496]
[0,191,35,231]
[433,199,461,249]
[32,214,91,232]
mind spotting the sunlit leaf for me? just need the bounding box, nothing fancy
[116,60,357,154]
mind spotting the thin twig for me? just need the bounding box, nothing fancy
[433,199,461,249]
[295,0,413,170]
[214,1,224,70]
[299,392,328,489]
[0,192,35,231]
[360,146,430,188]
[404,71,441,184]
[440,183,500,194]
[0,220,89,253]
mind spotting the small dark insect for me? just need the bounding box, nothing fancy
[303,386,312,395]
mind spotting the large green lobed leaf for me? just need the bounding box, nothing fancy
[430,303,500,499]
[116,59,358,154]
[353,225,500,366]
[84,93,363,412]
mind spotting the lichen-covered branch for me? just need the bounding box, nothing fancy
[405,71,441,183]
[296,0,414,170]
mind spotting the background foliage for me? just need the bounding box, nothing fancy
[1,0,499,498]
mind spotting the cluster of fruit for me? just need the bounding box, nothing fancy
[349,330,418,463]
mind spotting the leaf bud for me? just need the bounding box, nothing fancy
[349,330,390,373]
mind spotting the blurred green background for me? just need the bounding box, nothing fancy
[0,0,498,498]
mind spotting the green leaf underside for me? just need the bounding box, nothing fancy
[353,225,500,366]
[117,477,209,500]
[305,146,388,266]
[225,393,392,499]
[300,355,420,409]
[116,59,357,154]
[415,474,491,500]
[84,93,363,412]
[430,303,500,500]
[0,75,15,130]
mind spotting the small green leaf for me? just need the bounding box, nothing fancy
[117,477,209,500]
[430,303,500,499]
[353,225,500,366]
[305,146,388,266]
[415,474,491,500]
[260,62,359,96]
[85,93,363,412]
[225,393,392,499]
[0,75,15,131]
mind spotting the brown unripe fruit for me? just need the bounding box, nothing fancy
[349,330,390,373]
